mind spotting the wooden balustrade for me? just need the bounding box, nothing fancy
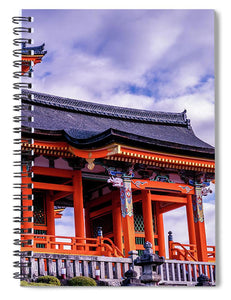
[169,241,216,262]
[169,242,197,261]
[207,245,216,261]
[21,234,124,257]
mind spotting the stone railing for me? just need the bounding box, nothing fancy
[159,259,216,286]
[20,251,138,285]
[20,251,215,286]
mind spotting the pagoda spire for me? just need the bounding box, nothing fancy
[21,42,47,74]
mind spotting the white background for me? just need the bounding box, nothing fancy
[0,0,229,297]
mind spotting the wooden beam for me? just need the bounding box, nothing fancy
[32,166,74,178]
[158,203,185,214]
[132,194,142,203]
[33,182,74,192]
[69,144,120,159]
[50,192,72,202]
[89,205,112,219]
[32,140,69,149]
[131,179,195,194]
[151,194,187,203]
[119,146,215,172]
[133,193,187,204]
[88,191,115,209]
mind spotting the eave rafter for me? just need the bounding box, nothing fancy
[22,140,214,173]
[22,141,75,158]
[106,146,215,173]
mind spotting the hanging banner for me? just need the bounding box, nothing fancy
[192,185,204,223]
[120,177,133,217]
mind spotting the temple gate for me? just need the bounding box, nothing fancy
[20,89,215,264]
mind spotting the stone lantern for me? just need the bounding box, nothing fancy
[121,269,144,286]
[196,274,212,286]
[134,241,165,286]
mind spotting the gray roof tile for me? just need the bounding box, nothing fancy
[22,90,214,157]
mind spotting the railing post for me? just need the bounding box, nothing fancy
[128,250,141,278]
[96,227,103,256]
[168,231,173,259]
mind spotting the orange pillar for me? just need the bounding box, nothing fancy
[46,192,55,236]
[84,205,91,238]
[21,164,34,245]
[156,203,166,257]
[142,190,155,251]
[193,185,208,262]
[186,194,197,258]
[72,170,85,238]
[120,177,136,257]
[112,190,123,252]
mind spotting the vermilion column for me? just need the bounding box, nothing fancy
[156,203,166,257]
[84,204,91,238]
[46,192,55,236]
[186,194,197,258]
[112,190,123,252]
[142,190,155,251]
[72,170,85,238]
[193,185,208,262]
[21,165,34,247]
[120,177,136,257]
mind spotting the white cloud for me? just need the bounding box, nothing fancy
[103,92,155,109]
[27,10,214,147]
[150,77,215,145]
[55,207,75,237]
[204,202,216,246]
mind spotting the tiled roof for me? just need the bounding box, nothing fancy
[22,89,188,126]
[21,90,214,157]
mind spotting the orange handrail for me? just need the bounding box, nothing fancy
[169,241,197,261]
[169,241,216,262]
[207,245,216,261]
[21,234,125,257]
[102,237,124,257]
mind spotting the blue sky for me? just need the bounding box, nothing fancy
[23,9,215,146]
[23,9,215,249]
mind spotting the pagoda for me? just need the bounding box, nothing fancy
[21,43,47,74]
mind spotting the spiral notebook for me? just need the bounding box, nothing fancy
[13,10,216,286]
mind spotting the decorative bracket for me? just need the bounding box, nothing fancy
[86,158,95,170]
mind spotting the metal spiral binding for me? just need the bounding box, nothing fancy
[13,16,34,280]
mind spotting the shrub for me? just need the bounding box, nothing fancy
[68,276,97,286]
[37,275,61,286]
[20,281,30,286]
[21,280,53,287]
